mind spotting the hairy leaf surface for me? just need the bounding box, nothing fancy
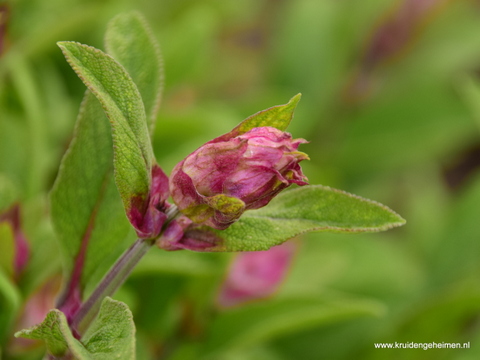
[15,297,135,359]
[207,185,405,251]
[57,41,152,213]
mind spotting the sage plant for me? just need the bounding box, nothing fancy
[14,12,405,359]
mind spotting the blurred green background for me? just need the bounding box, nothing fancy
[2,0,480,359]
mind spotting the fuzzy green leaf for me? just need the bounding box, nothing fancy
[81,297,136,359]
[233,93,301,135]
[57,41,152,214]
[105,11,163,133]
[14,308,88,358]
[15,297,135,359]
[52,13,163,302]
[208,185,405,252]
[51,92,131,304]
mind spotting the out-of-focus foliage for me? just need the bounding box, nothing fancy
[1,0,480,359]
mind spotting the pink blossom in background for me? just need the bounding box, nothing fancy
[217,241,298,308]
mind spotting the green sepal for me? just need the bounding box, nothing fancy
[233,93,302,135]
[205,194,245,215]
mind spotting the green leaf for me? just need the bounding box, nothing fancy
[15,308,88,358]
[105,11,163,133]
[234,94,302,135]
[51,92,131,306]
[53,13,163,304]
[209,185,405,251]
[81,297,136,358]
[57,41,152,214]
[15,297,136,359]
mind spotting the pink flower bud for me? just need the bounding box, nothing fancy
[128,164,171,239]
[170,126,309,230]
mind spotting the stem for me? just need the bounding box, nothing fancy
[70,238,151,335]
[71,205,179,336]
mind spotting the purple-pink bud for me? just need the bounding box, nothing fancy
[169,126,309,230]
[217,241,297,308]
[128,164,171,239]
